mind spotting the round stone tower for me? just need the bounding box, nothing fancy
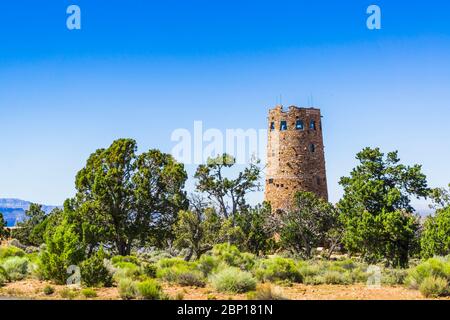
[264,105,328,211]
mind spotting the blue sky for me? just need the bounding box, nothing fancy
[0,1,449,213]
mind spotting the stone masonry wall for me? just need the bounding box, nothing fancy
[264,105,328,211]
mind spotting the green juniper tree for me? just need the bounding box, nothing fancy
[73,139,188,255]
[338,147,428,267]
[12,203,47,246]
[421,184,450,258]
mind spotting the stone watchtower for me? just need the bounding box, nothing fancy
[264,105,328,211]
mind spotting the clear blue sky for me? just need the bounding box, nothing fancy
[1,1,449,213]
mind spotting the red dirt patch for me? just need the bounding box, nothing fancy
[2,279,446,300]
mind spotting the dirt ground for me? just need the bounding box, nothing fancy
[0,279,443,300]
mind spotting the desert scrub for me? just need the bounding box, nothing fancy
[322,270,352,285]
[113,261,142,280]
[419,276,448,298]
[297,262,321,278]
[157,258,205,287]
[173,291,185,300]
[142,263,158,278]
[0,256,29,281]
[118,277,138,300]
[137,249,173,264]
[381,268,409,285]
[0,246,26,259]
[111,255,141,266]
[303,275,326,285]
[255,257,302,283]
[80,249,113,287]
[210,267,257,293]
[60,287,79,300]
[0,266,7,286]
[81,288,98,298]
[43,285,55,295]
[211,244,256,271]
[247,284,288,300]
[197,254,221,276]
[331,259,357,271]
[136,279,165,300]
[406,256,450,289]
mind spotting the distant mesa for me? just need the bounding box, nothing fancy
[0,198,59,227]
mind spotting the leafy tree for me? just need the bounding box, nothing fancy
[194,154,261,219]
[421,194,450,258]
[12,203,47,246]
[428,184,450,210]
[338,147,428,267]
[74,139,188,255]
[268,192,340,259]
[235,203,276,255]
[0,212,9,240]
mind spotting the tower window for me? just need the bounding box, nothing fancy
[268,179,274,184]
[270,122,275,131]
[309,120,316,130]
[317,177,321,185]
[309,143,316,153]
[280,121,287,131]
[295,120,304,130]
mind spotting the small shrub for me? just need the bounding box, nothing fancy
[210,267,257,293]
[174,292,185,300]
[247,284,289,300]
[178,271,206,287]
[80,250,113,287]
[157,259,205,287]
[298,263,321,278]
[1,256,29,281]
[348,267,369,284]
[111,255,140,266]
[43,285,55,295]
[142,263,158,278]
[255,257,302,283]
[0,269,8,286]
[113,261,142,280]
[118,277,138,300]
[138,249,173,264]
[0,246,26,259]
[419,276,448,298]
[198,255,220,276]
[323,271,351,285]
[60,287,79,300]
[6,288,23,296]
[157,257,187,268]
[303,275,325,285]
[382,268,409,285]
[332,259,357,271]
[136,279,164,300]
[211,244,256,270]
[406,257,450,289]
[81,288,98,298]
